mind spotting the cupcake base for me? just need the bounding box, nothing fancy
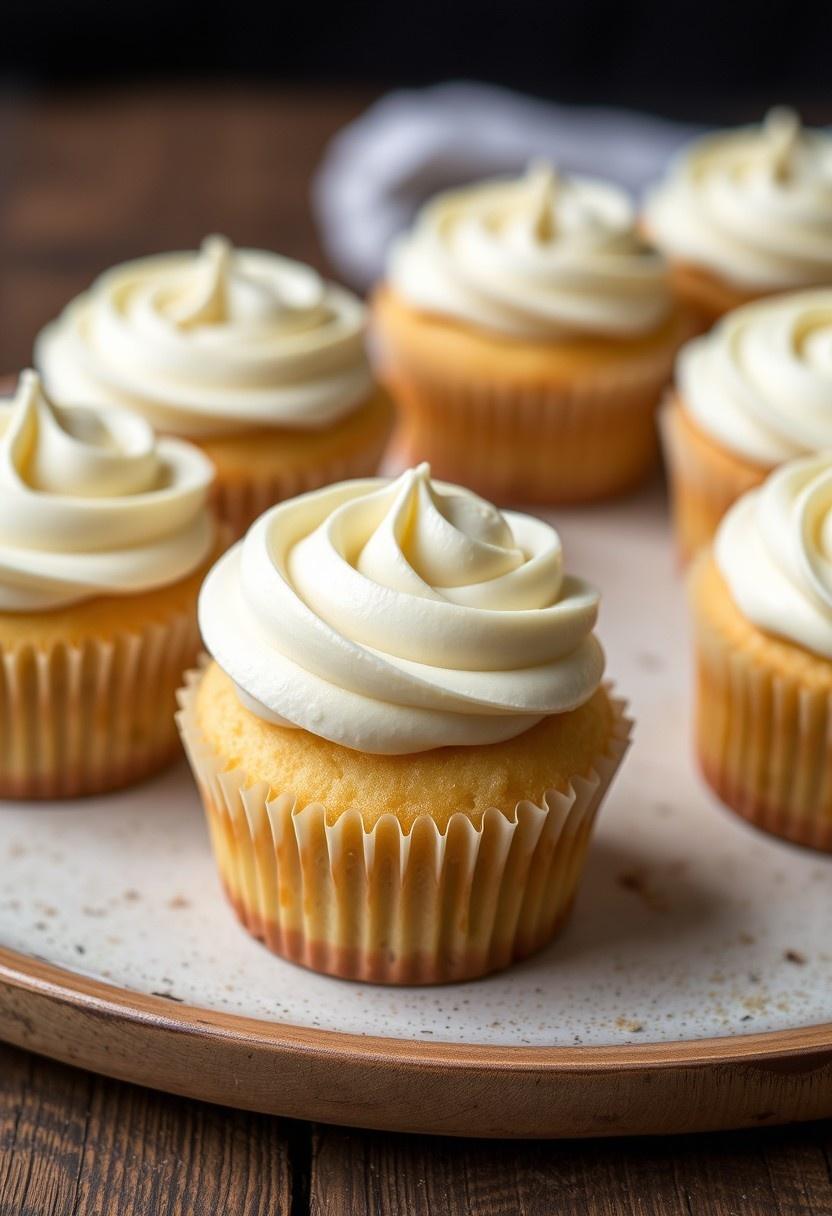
[197,389,394,539]
[0,556,212,800]
[661,395,771,562]
[372,286,695,505]
[177,666,631,985]
[691,553,832,852]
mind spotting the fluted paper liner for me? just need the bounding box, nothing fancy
[372,288,700,504]
[213,437,391,542]
[0,612,201,799]
[382,354,672,506]
[661,396,769,562]
[177,671,631,984]
[207,395,393,542]
[693,578,832,852]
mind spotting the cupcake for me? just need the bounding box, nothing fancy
[0,370,215,799]
[643,108,832,328]
[372,163,693,506]
[663,289,832,560]
[35,236,393,539]
[178,464,630,983]
[691,452,832,850]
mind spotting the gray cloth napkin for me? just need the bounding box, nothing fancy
[313,81,701,290]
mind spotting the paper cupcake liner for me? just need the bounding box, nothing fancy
[177,671,631,984]
[692,570,832,852]
[661,397,769,562]
[378,340,681,507]
[209,422,392,542]
[0,611,201,800]
[213,439,391,542]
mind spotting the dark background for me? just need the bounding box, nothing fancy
[3,0,831,120]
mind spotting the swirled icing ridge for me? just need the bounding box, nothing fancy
[199,464,605,753]
[0,371,214,611]
[387,164,671,340]
[716,452,832,658]
[645,109,832,291]
[679,289,832,465]
[35,237,374,437]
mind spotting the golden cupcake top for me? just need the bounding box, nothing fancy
[644,108,832,291]
[715,451,832,658]
[385,163,671,340]
[198,464,605,753]
[677,289,832,465]
[0,371,214,612]
[35,236,374,437]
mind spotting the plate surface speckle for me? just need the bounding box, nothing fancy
[2,487,831,1048]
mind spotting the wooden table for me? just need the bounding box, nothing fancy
[2,84,832,1216]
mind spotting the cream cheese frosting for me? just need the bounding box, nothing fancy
[386,163,671,340]
[35,236,374,438]
[644,108,832,291]
[199,464,605,753]
[678,289,832,466]
[715,452,832,659]
[0,371,215,612]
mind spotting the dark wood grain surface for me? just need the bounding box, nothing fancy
[2,83,832,1215]
[0,83,368,373]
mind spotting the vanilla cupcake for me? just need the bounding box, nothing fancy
[644,109,832,327]
[35,237,393,539]
[663,290,832,560]
[178,464,630,983]
[691,453,832,850]
[372,164,693,505]
[0,371,215,798]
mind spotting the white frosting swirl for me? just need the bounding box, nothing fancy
[644,109,832,291]
[199,464,604,754]
[716,452,832,658]
[0,371,215,612]
[679,289,832,465]
[35,237,374,438]
[387,163,671,339]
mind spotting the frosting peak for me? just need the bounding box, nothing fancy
[353,463,527,600]
[167,235,327,332]
[0,372,214,612]
[528,164,560,242]
[6,370,159,499]
[763,107,802,181]
[644,109,832,291]
[35,239,374,437]
[387,162,671,340]
[199,467,605,753]
[716,452,832,658]
[678,289,832,466]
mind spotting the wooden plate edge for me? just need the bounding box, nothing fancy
[2,945,832,1137]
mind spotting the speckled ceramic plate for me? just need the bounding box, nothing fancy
[2,486,832,1138]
